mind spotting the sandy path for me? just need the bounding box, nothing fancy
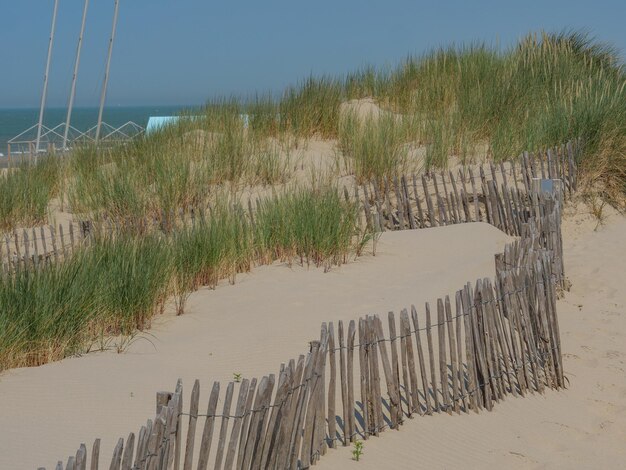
[0,223,511,469]
[318,207,626,469]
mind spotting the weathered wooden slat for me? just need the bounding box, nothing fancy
[412,174,426,229]
[468,167,480,222]
[76,444,87,470]
[361,183,374,231]
[389,311,407,421]
[275,356,303,468]
[459,168,472,222]
[32,227,40,270]
[476,279,500,403]
[397,310,411,417]
[421,175,436,227]
[260,365,290,468]
[372,180,386,232]
[174,380,183,470]
[23,230,31,269]
[401,309,420,416]
[65,456,76,470]
[196,382,220,470]
[444,296,460,413]
[432,173,447,225]
[134,425,148,470]
[479,165,492,224]
[357,319,370,438]
[483,280,506,398]
[13,230,22,272]
[501,274,526,396]
[468,283,491,410]
[182,380,200,470]
[214,382,235,470]
[288,346,318,468]
[242,376,270,470]
[236,378,258,469]
[449,171,463,223]
[425,303,440,412]
[441,172,456,224]
[120,434,134,470]
[300,339,323,463]
[346,320,356,443]
[454,292,468,412]
[437,299,452,414]
[327,322,337,447]
[90,438,100,470]
[374,314,401,428]
[461,287,479,412]
[367,316,383,436]
[410,305,431,414]
[109,438,123,470]
[392,176,405,229]
[382,178,395,230]
[58,224,67,259]
[313,324,329,462]
[337,321,349,445]
[402,175,416,229]
[250,373,276,469]
[39,226,48,266]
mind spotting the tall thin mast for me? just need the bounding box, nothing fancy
[95,0,120,143]
[35,0,59,160]
[63,0,90,150]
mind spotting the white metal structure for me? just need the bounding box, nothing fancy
[35,0,59,160]
[63,0,90,150]
[95,0,121,143]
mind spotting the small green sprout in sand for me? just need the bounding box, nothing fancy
[233,373,242,383]
[352,439,364,461]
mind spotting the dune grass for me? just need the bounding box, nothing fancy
[66,107,292,222]
[0,186,364,370]
[0,157,61,231]
[338,112,413,183]
[1,30,623,231]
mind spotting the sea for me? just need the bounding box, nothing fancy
[0,105,191,156]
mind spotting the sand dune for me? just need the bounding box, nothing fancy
[0,223,511,469]
[318,205,626,469]
[1,206,624,469]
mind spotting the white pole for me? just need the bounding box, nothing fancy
[63,0,90,150]
[95,0,120,143]
[35,0,59,161]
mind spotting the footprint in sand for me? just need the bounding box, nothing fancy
[604,350,624,359]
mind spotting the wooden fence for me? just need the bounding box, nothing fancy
[40,148,571,469]
[2,139,580,276]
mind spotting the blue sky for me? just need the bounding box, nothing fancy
[0,0,624,108]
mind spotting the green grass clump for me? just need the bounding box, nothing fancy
[0,233,171,369]
[384,32,626,203]
[0,186,369,370]
[253,186,359,267]
[171,203,252,313]
[279,76,343,138]
[338,113,412,183]
[0,158,60,231]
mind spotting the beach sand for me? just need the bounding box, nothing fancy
[318,204,626,469]
[0,223,509,469]
[0,206,624,469]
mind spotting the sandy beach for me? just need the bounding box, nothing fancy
[0,205,624,469]
[0,222,510,468]
[318,204,626,469]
